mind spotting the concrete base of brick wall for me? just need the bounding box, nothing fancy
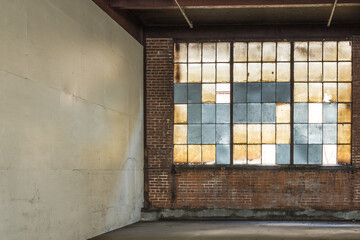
[141,209,360,222]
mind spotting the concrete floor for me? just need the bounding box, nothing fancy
[90,221,360,240]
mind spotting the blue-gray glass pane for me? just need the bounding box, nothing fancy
[188,104,201,123]
[188,124,202,144]
[216,124,230,144]
[262,83,276,103]
[276,144,290,165]
[294,124,308,144]
[262,103,276,123]
[216,145,230,164]
[323,103,337,124]
[233,104,247,123]
[323,124,337,144]
[247,83,261,103]
[294,103,308,124]
[233,83,246,103]
[309,124,322,144]
[308,144,322,165]
[202,104,215,123]
[188,83,202,103]
[294,145,308,164]
[248,103,261,123]
[276,83,291,103]
[216,104,230,123]
[174,84,187,103]
[202,124,215,144]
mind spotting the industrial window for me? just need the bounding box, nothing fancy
[173,41,352,166]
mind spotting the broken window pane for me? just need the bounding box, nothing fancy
[323,41,337,61]
[248,145,261,165]
[202,104,215,123]
[188,124,202,144]
[338,62,352,82]
[217,63,230,83]
[202,64,216,83]
[202,43,216,62]
[294,42,308,61]
[262,103,276,123]
[233,124,247,144]
[294,83,308,102]
[202,84,216,103]
[174,84,188,103]
[202,145,216,164]
[174,43,187,63]
[262,144,276,165]
[174,104,187,124]
[262,42,276,62]
[308,145,322,164]
[188,43,201,62]
[217,42,230,62]
[323,83,337,102]
[294,145,307,164]
[248,63,261,82]
[174,64,187,83]
[338,103,351,123]
[262,63,276,82]
[323,145,337,165]
[234,42,247,62]
[277,42,291,61]
[188,64,201,83]
[294,103,308,124]
[174,125,187,144]
[188,83,202,103]
[276,124,290,144]
[338,41,352,61]
[216,104,230,123]
[323,124,337,144]
[309,103,323,124]
[188,104,202,123]
[337,145,351,164]
[248,124,261,144]
[262,83,276,103]
[338,83,351,102]
[233,83,247,103]
[323,62,337,82]
[216,83,230,103]
[174,145,187,163]
[294,124,308,144]
[276,83,290,103]
[262,124,276,144]
[216,145,230,164]
[233,104,247,123]
[202,124,215,144]
[216,124,230,144]
[276,103,290,123]
[233,145,247,164]
[309,124,322,144]
[338,124,351,144]
[276,144,290,164]
[248,42,262,62]
[309,42,322,61]
[323,103,337,124]
[247,83,261,103]
[294,62,308,82]
[188,145,201,164]
[309,62,322,82]
[309,83,323,103]
[277,63,290,82]
[234,63,247,82]
[248,103,261,123]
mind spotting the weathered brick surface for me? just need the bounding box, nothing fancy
[145,37,360,211]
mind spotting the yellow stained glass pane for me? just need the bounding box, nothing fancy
[276,124,290,144]
[217,42,230,62]
[277,42,291,61]
[174,124,187,144]
[262,124,275,144]
[338,83,351,102]
[202,64,215,83]
[174,64,187,83]
[234,63,247,82]
[217,63,230,83]
[294,42,308,61]
[338,62,352,82]
[202,145,216,164]
[309,62,322,82]
[234,124,247,144]
[233,145,247,165]
[202,84,216,103]
[248,124,261,144]
[248,42,262,62]
[294,83,308,102]
[338,103,351,123]
[338,124,351,144]
[188,43,201,62]
[174,43,187,63]
[174,145,187,163]
[323,41,337,61]
[262,42,276,62]
[203,43,216,62]
[248,145,261,164]
[188,64,201,83]
[338,41,352,61]
[277,63,290,82]
[323,83,337,103]
[294,62,308,82]
[262,63,275,82]
[234,42,247,62]
[323,62,337,82]
[337,145,351,164]
[309,83,323,103]
[188,145,201,164]
[276,103,290,123]
[248,63,261,82]
[174,104,187,124]
[309,41,322,61]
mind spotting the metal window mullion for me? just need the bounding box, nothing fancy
[290,41,295,165]
[230,42,234,165]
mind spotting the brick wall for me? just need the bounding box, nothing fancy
[145,37,360,211]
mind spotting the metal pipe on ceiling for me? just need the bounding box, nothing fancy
[174,0,193,28]
[327,0,338,27]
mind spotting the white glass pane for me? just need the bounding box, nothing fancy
[248,42,262,62]
[309,103,323,123]
[323,145,337,165]
[234,42,247,62]
[262,145,276,165]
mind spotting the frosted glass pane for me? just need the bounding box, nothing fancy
[188,64,201,83]
[277,42,290,61]
[233,83,247,103]
[323,83,337,103]
[338,103,351,123]
[174,145,187,163]
[262,103,276,123]
[309,42,322,61]
[188,104,201,123]
[216,83,230,103]
[188,83,202,103]
[202,145,216,164]
[202,64,216,83]
[323,103,337,124]
[248,42,262,62]
[323,124,337,144]
[262,83,276,103]
[174,125,187,144]
[338,83,351,102]
[248,145,261,165]
[188,43,201,62]
[202,124,215,144]
[276,144,290,164]
[248,103,261,123]
[308,145,322,165]
[294,145,307,164]
[248,124,261,144]
[323,62,337,82]
[294,83,308,102]
[309,124,322,144]
[277,63,290,82]
[202,43,216,62]
[309,62,322,82]
[262,145,276,165]
[234,63,247,82]
[323,41,337,61]
[216,124,230,144]
[338,124,351,144]
[188,145,201,164]
[233,104,247,123]
[202,104,215,123]
[247,83,261,103]
[338,62,352,82]
[216,63,230,83]
[216,145,230,164]
[309,103,322,124]
[338,41,352,61]
[262,124,276,144]
[233,124,247,144]
[234,42,247,62]
[338,145,351,164]
[323,145,337,165]
[174,84,187,103]
[174,104,187,124]
[276,103,290,123]
[216,104,230,123]
[174,43,187,62]
[188,124,201,144]
[276,124,290,144]
[294,42,308,61]
[217,42,230,62]
[294,62,308,82]
[294,103,308,124]
[202,84,215,103]
[233,145,247,164]
[276,83,290,103]
[262,63,276,82]
[309,83,322,103]
[174,64,187,83]
[262,42,276,62]
[294,124,308,144]
[248,63,261,82]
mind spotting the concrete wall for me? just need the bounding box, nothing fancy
[0,0,143,239]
